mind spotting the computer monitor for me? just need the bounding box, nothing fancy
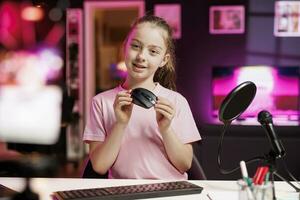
[0,50,63,144]
[212,65,300,125]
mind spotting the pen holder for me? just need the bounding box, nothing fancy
[237,179,273,200]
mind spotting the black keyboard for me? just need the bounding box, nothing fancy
[53,181,203,200]
[0,184,18,200]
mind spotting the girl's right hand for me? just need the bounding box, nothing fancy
[113,90,133,125]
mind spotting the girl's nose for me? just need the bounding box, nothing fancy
[136,50,146,62]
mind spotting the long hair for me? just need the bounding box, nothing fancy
[126,15,177,91]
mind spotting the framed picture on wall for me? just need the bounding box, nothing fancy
[209,5,245,34]
[154,4,181,39]
[274,1,300,37]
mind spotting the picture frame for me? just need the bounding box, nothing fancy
[209,5,245,34]
[274,1,300,37]
[154,4,181,39]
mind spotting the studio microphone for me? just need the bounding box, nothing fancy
[257,110,286,158]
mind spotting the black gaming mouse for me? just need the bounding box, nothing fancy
[131,88,157,109]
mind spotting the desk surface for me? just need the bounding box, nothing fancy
[0,178,298,200]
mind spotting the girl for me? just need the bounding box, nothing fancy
[83,15,201,179]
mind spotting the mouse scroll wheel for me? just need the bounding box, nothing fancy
[143,94,149,99]
[142,93,156,104]
[143,93,152,100]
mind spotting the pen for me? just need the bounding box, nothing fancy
[240,160,252,186]
[264,172,270,184]
[240,160,248,177]
[253,166,269,185]
[240,160,255,200]
[262,172,270,200]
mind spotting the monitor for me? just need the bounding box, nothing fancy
[0,50,63,144]
[212,65,300,125]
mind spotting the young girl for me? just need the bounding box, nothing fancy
[83,15,201,180]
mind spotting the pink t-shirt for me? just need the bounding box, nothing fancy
[83,83,201,180]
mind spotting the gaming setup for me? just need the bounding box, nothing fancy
[1,69,300,199]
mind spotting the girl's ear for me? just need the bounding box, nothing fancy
[159,53,170,68]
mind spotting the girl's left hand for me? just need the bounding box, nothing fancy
[154,97,175,134]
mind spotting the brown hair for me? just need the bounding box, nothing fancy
[126,15,177,91]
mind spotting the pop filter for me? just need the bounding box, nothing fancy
[219,81,257,124]
[217,81,259,175]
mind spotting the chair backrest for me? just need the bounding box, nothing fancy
[187,155,207,180]
[82,155,206,180]
[81,158,108,178]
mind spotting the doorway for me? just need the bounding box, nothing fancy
[84,1,145,121]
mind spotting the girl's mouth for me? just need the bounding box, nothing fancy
[133,63,146,69]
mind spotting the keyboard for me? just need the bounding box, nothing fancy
[53,181,203,200]
[0,184,18,200]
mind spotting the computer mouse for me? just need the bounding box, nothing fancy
[131,88,157,109]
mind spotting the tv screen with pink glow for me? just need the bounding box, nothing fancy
[212,66,300,125]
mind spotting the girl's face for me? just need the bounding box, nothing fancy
[124,22,169,83]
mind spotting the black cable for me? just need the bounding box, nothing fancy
[274,172,300,192]
[282,159,300,186]
[217,123,264,174]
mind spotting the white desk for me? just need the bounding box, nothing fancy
[0,178,298,200]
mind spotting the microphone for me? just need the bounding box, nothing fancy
[257,110,286,158]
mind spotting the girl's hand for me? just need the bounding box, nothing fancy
[154,97,175,134]
[113,90,133,125]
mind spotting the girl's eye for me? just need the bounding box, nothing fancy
[150,50,159,55]
[131,44,140,49]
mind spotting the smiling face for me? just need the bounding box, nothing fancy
[124,22,170,86]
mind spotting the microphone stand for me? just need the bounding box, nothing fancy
[217,126,300,200]
[12,177,39,200]
[263,150,300,200]
[263,151,277,200]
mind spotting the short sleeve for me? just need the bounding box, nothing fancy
[83,98,106,142]
[172,95,201,144]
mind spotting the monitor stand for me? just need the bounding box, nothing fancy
[0,155,59,200]
[11,178,38,200]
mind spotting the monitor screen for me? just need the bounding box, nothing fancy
[212,65,300,125]
[0,50,63,144]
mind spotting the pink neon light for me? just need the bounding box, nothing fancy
[44,24,65,46]
[0,2,20,48]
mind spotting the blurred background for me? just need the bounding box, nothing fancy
[0,0,299,180]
